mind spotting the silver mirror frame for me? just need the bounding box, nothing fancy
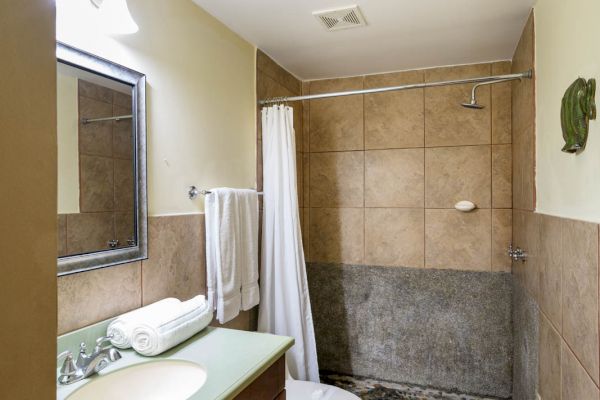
[57,42,148,276]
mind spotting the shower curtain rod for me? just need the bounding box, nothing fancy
[259,70,532,105]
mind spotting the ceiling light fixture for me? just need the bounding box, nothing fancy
[90,0,139,35]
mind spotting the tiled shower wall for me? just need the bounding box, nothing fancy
[511,12,600,400]
[301,63,512,272]
[57,80,134,256]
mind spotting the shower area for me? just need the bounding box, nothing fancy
[257,11,535,400]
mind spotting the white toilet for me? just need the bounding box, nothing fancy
[284,364,360,400]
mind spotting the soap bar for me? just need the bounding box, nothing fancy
[454,200,476,212]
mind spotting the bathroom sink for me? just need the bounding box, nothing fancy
[66,360,207,400]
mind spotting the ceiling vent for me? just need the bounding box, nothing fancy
[313,5,366,32]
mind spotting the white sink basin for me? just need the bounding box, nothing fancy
[66,360,207,400]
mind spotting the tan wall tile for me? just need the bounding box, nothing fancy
[302,208,310,260]
[114,158,134,212]
[364,70,424,149]
[491,62,512,144]
[425,209,491,271]
[79,79,114,103]
[492,144,512,208]
[112,104,133,159]
[257,49,301,94]
[512,13,535,211]
[561,219,599,384]
[310,77,364,152]
[492,209,512,272]
[365,149,424,208]
[424,64,492,147]
[297,152,303,207]
[58,214,67,257]
[113,91,132,110]
[302,82,310,153]
[142,214,206,304]
[309,151,364,207]
[114,212,134,249]
[66,212,115,254]
[562,342,599,399]
[57,262,142,334]
[78,96,113,157]
[309,208,364,264]
[79,155,114,212]
[365,208,424,268]
[524,211,541,301]
[513,120,535,211]
[425,145,491,208]
[303,153,310,207]
[539,214,563,331]
[539,313,562,400]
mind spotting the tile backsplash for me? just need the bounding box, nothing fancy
[57,214,254,334]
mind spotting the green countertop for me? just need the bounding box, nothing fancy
[57,319,294,400]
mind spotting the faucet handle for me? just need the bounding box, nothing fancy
[57,351,77,376]
[94,334,114,352]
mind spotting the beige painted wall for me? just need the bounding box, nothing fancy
[0,1,57,398]
[57,73,80,213]
[57,0,256,216]
[534,0,600,222]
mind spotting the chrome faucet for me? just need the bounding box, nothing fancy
[508,243,528,262]
[57,335,122,385]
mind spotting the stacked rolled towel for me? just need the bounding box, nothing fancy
[131,295,213,356]
[107,295,213,356]
[107,298,181,349]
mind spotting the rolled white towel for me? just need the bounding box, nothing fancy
[131,295,213,356]
[107,298,181,349]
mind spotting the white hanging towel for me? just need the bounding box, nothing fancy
[205,188,259,323]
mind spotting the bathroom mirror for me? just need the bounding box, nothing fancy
[57,42,147,276]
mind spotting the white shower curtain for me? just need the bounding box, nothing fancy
[258,105,319,382]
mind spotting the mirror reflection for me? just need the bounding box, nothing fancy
[57,62,136,257]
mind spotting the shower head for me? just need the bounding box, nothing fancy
[461,98,485,109]
[461,83,486,110]
[460,77,517,110]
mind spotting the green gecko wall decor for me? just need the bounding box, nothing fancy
[561,77,596,153]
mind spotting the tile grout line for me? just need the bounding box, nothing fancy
[423,78,427,268]
[362,76,366,264]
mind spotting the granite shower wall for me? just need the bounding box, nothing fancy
[511,12,600,400]
[300,60,514,396]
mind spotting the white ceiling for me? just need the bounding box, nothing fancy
[192,0,535,80]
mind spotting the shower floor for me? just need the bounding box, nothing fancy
[320,372,509,400]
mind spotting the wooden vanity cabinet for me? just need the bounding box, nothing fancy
[234,355,286,400]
